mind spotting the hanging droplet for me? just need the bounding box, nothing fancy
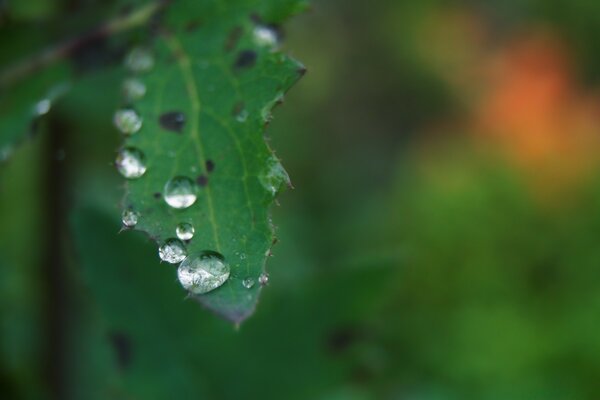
[258,272,269,286]
[261,92,284,123]
[177,251,230,294]
[121,209,140,227]
[158,238,187,263]
[34,99,51,116]
[114,109,142,135]
[164,176,197,209]
[116,147,147,179]
[253,25,279,48]
[176,222,195,241]
[242,277,255,289]
[124,47,154,73]
[122,78,146,101]
[259,156,290,196]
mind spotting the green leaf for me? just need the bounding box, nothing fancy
[120,0,305,322]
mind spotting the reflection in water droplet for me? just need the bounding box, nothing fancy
[122,209,140,227]
[122,78,146,100]
[177,251,230,294]
[164,176,197,209]
[242,277,255,289]
[114,109,142,135]
[259,156,290,196]
[125,47,154,73]
[34,99,51,116]
[176,222,195,240]
[253,25,279,48]
[116,147,147,179]
[258,273,269,286]
[158,238,187,263]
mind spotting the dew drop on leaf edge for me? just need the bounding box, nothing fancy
[259,156,290,196]
[176,222,195,241]
[116,147,147,179]
[114,109,142,135]
[177,251,230,294]
[158,238,187,264]
[121,209,140,227]
[164,176,197,209]
[258,273,269,286]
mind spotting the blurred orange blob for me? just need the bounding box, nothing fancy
[475,33,600,197]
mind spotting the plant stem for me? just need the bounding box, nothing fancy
[0,1,166,88]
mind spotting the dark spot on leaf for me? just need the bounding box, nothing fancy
[234,50,257,69]
[224,26,243,52]
[197,175,208,186]
[159,111,186,133]
[154,192,161,199]
[206,159,215,172]
[326,325,362,354]
[108,331,133,369]
[185,19,202,32]
[297,66,307,76]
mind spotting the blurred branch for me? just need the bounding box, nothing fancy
[0,1,167,88]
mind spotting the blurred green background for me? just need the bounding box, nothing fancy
[3,0,600,398]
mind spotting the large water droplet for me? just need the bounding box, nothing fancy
[164,176,197,209]
[114,109,142,135]
[177,251,230,294]
[242,277,255,289]
[158,238,187,263]
[116,147,147,179]
[122,78,146,101]
[258,272,269,286]
[125,47,154,73]
[259,156,290,196]
[176,222,195,240]
[122,209,140,227]
[253,25,279,48]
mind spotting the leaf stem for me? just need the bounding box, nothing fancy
[0,1,166,88]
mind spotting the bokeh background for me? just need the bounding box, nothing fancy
[2,0,600,398]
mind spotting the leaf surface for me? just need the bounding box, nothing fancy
[121,0,306,322]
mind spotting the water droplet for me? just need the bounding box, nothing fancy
[253,25,279,48]
[242,277,255,289]
[0,145,13,162]
[114,109,142,135]
[125,47,154,73]
[258,272,269,286]
[177,251,230,294]
[122,78,146,101]
[116,147,147,179]
[158,238,187,263]
[159,111,186,133]
[164,176,197,209]
[235,108,249,122]
[122,209,140,227]
[239,252,246,260]
[176,222,195,241]
[34,99,51,116]
[259,156,290,196]
[261,92,285,123]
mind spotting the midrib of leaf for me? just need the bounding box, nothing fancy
[163,34,222,251]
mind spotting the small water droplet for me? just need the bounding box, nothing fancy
[259,156,290,196]
[34,99,51,116]
[164,176,197,209]
[125,47,154,73]
[235,108,248,123]
[242,277,255,289]
[0,145,13,162]
[158,238,187,263]
[253,25,279,48]
[239,252,246,260]
[122,209,140,227]
[177,251,230,294]
[114,109,142,135]
[261,92,284,123]
[159,111,186,133]
[176,222,195,240]
[116,147,147,179]
[122,78,146,101]
[258,273,269,286]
